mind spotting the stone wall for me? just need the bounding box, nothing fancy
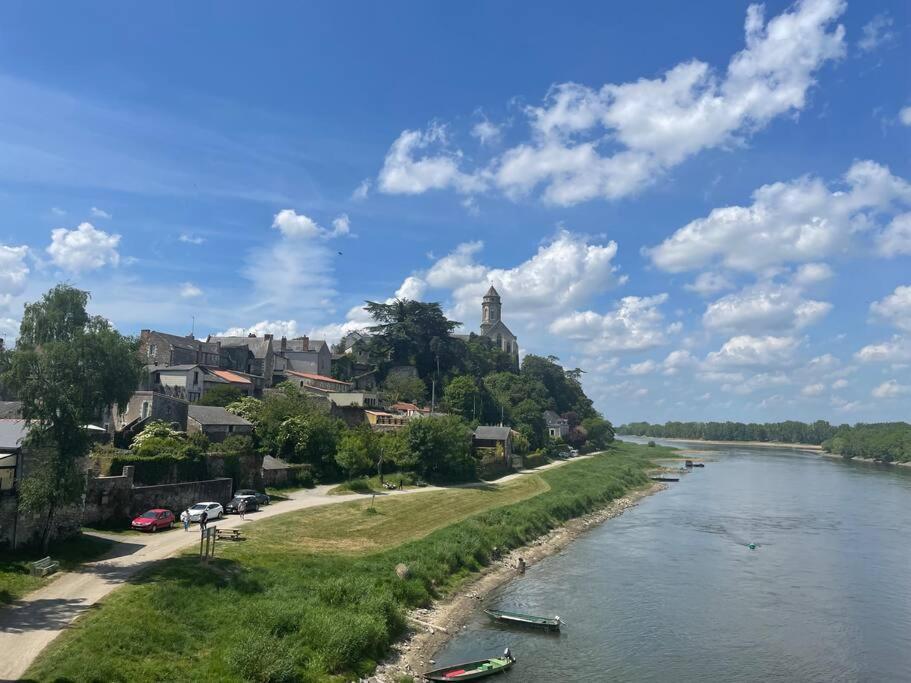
[206,452,263,490]
[82,466,134,525]
[0,492,82,549]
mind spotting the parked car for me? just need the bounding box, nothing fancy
[235,489,270,506]
[185,501,224,522]
[131,508,175,532]
[225,494,260,514]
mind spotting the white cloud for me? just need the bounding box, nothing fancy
[858,13,895,52]
[47,222,120,272]
[872,379,909,399]
[549,293,669,353]
[801,382,825,396]
[705,334,800,369]
[870,285,911,332]
[703,282,831,333]
[876,212,911,256]
[377,125,485,195]
[51,207,66,216]
[179,282,203,299]
[90,206,111,219]
[272,209,353,240]
[471,119,501,146]
[662,349,698,375]
[0,244,29,310]
[218,320,301,339]
[395,276,427,301]
[178,233,205,245]
[855,335,911,364]
[684,272,733,296]
[792,262,833,286]
[900,107,911,127]
[648,161,911,273]
[424,241,487,289]
[351,179,371,201]
[721,371,791,395]
[378,0,847,206]
[832,378,849,390]
[622,360,658,376]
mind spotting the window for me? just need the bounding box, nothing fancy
[193,371,199,385]
[141,401,151,419]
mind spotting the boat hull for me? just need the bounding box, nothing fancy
[424,656,515,681]
[484,609,561,631]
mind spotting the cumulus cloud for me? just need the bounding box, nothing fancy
[47,222,120,272]
[471,118,501,146]
[377,0,847,205]
[702,282,831,333]
[549,293,670,353]
[832,378,849,390]
[705,335,800,369]
[0,244,29,309]
[901,107,911,127]
[792,262,833,286]
[377,124,485,195]
[801,382,826,396]
[90,206,111,219]
[622,360,658,376]
[855,335,911,364]
[721,371,791,395]
[876,212,911,256]
[648,160,911,273]
[684,272,733,296]
[424,242,487,289]
[870,285,911,331]
[179,282,203,299]
[272,209,353,240]
[218,320,301,339]
[872,379,909,399]
[351,179,371,201]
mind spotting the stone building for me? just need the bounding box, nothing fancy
[478,286,519,366]
[187,405,254,443]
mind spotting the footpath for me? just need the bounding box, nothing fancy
[0,457,580,681]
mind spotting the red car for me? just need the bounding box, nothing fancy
[131,508,175,532]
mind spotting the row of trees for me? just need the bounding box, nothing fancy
[822,423,911,463]
[618,420,841,445]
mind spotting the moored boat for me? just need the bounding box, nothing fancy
[424,649,516,681]
[484,608,561,631]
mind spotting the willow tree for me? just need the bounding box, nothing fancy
[4,285,140,549]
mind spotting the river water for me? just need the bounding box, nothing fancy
[434,440,911,682]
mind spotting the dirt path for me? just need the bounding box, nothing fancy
[0,458,584,681]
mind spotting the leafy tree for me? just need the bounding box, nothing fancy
[521,354,595,418]
[130,420,184,451]
[512,399,547,449]
[460,334,517,377]
[379,429,412,474]
[3,285,141,549]
[226,396,263,425]
[196,385,243,407]
[276,414,343,469]
[382,373,427,404]
[402,415,475,481]
[442,375,483,420]
[581,416,615,449]
[335,428,377,480]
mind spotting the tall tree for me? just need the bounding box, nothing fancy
[4,285,141,549]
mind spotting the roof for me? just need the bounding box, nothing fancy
[308,339,328,353]
[543,410,565,424]
[474,425,512,441]
[484,285,500,298]
[0,401,23,419]
[479,319,516,340]
[209,369,254,385]
[0,419,29,450]
[150,364,201,372]
[207,336,272,359]
[286,370,351,386]
[392,402,429,413]
[187,406,252,427]
[262,454,294,471]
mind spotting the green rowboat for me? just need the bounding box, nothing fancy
[484,608,561,631]
[424,650,516,681]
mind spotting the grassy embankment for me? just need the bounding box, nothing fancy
[0,534,114,606]
[27,442,665,682]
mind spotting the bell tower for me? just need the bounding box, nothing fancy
[481,285,501,329]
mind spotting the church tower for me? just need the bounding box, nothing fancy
[480,285,502,330]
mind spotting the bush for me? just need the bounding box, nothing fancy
[228,629,297,683]
[647,440,656,447]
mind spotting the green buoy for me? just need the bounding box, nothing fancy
[748,543,756,550]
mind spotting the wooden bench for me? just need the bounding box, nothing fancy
[29,556,60,577]
[215,528,243,541]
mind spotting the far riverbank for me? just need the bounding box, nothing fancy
[620,435,822,451]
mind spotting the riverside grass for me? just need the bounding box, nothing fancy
[27,442,661,682]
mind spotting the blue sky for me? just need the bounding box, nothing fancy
[1,0,909,424]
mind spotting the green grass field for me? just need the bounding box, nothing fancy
[0,534,115,606]
[27,442,663,682]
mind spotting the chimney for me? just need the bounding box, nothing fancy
[264,333,273,342]
[301,335,310,351]
[281,336,287,353]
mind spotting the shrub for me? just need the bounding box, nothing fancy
[228,629,297,683]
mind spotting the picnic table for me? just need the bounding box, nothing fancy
[29,556,60,577]
[215,528,243,541]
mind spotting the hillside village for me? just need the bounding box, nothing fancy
[0,285,614,550]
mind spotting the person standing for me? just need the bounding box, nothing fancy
[181,509,190,532]
[237,497,247,521]
[199,509,209,533]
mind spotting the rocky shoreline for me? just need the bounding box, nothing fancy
[367,481,667,683]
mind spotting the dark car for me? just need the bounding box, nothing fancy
[225,495,260,514]
[235,489,270,506]
[131,508,175,532]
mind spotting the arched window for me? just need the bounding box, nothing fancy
[506,341,511,353]
[496,334,502,349]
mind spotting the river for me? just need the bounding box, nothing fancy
[433,439,911,682]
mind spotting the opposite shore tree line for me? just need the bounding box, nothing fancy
[619,420,911,463]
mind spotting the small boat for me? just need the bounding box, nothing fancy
[693,462,705,467]
[650,476,679,482]
[424,649,516,681]
[485,608,561,631]
[685,460,694,467]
